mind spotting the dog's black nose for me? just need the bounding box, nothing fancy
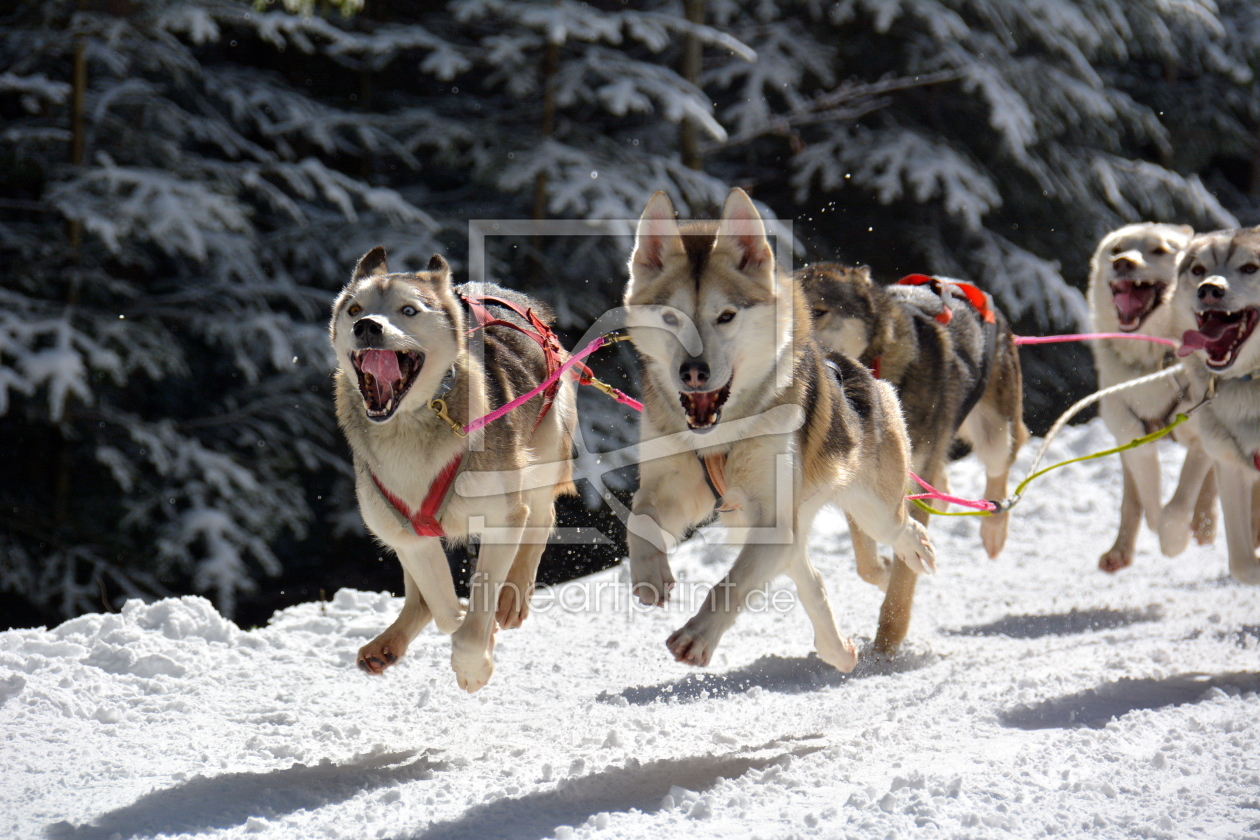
[353,318,384,339]
[1197,281,1226,303]
[1112,257,1135,273]
[679,359,710,389]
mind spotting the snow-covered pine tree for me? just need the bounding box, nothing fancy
[699,0,1260,424]
[0,0,438,621]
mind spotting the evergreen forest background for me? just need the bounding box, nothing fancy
[3,0,1259,628]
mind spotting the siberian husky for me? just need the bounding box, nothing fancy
[623,189,936,667]
[330,248,576,691]
[1087,223,1216,571]
[798,264,1027,579]
[1169,227,1260,584]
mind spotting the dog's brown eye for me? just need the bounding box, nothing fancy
[1190,265,1206,276]
[811,308,827,319]
[1241,264,1259,274]
[717,310,736,324]
[1152,246,1169,255]
[662,311,679,327]
[348,304,362,317]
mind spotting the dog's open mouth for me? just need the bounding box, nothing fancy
[1110,280,1166,331]
[679,382,731,432]
[1178,308,1259,370]
[351,349,424,420]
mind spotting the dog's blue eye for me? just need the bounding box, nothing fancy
[717,310,736,324]
[402,305,418,316]
[662,312,679,327]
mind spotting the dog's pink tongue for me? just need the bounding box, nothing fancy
[1177,330,1209,357]
[1112,284,1151,325]
[360,350,402,383]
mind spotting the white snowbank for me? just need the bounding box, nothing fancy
[1,419,1256,840]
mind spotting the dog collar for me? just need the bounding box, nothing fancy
[435,365,457,398]
[697,452,740,512]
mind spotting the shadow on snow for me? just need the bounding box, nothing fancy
[407,742,824,840]
[598,646,938,706]
[1000,672,1260,730]
[45,750,442,840]
[943,605,1163,640]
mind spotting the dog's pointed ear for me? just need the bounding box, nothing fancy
[427,253,450,275]
[353,247,389,280]
[716,188,772,274]
[631,191,684,275]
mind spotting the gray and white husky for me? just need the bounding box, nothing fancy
[623,188,935,668]
[798,263,1027,573]
[1087,223,1216,571]
[330,248,576,691]
[1169,227,1260,584]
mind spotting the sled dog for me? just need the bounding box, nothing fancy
[1168,227,1260,584]
[623,188,936,666]
[798,264,1027,579]
[1087,223,1216,571]
[330,248,576,691]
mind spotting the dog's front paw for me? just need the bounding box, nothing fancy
[451,648,494,693]
[450,627,496,693]
[855,554,892,591]
[1157,508,1192,558]
[894,522,936,575]
[666,624,714,667]
[979,511,1009,559]
[1098,545,1133,573]
[630,553,676,607]
[814,635,858,673]
[357,630,410,675]
[496,579,534,630]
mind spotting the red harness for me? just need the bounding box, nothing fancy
[370,294,567,539]
[462,294,566,429]
[867,274,995,379]
[371,454,463,538]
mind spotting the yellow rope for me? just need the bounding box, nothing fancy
[911,413,1188,518]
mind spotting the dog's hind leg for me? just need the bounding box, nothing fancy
[358,570,434,675]
[961,401,1026,559]
[1218,466,1260,584]
[868,483,933,656]
[496,487,556,629]
[450,502,529,692]
[1158,441,1215,557]
[784,533,858,672]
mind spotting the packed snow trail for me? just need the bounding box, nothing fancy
[1,420,1256,840]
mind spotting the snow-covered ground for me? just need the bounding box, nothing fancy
[2,419,1256,840]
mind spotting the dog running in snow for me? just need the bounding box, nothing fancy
[622,188,936,667]
[1087,223,1217,571]
[797,264,1027,585]
[1168,227,1260,583]
[330,248,576,691]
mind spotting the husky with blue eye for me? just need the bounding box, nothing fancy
[622,188,935,667]
[330,248,576,692]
